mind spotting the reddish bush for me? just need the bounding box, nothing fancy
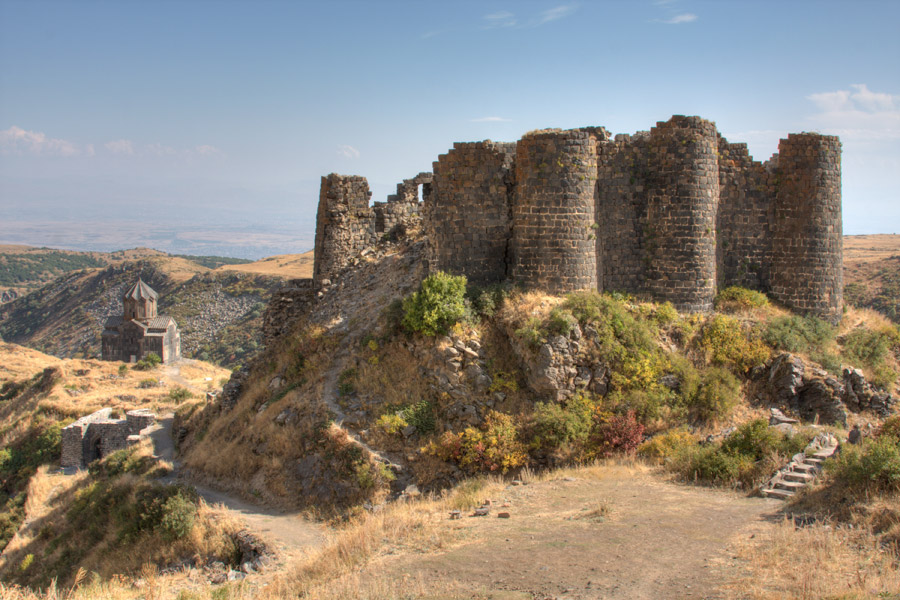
[591,410,645,458]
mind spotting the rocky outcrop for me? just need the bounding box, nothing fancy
[842,367,895,416]
[761,353,894,425]
[219,366,249,412]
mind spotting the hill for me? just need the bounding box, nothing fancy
[843,234,900,323]
[0,256,282,367]
[0,342,244,588]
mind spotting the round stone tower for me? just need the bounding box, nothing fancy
[770,133,842,322]
[641,116,719,312]
[511,129,602,294]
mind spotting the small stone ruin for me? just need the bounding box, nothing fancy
[60,408,157,468]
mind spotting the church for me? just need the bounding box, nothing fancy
[101,279,181,363]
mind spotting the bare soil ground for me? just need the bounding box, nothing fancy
[365,464,783,600]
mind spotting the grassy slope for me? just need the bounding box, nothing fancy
[0,343,236,587]
[843,234,900,323]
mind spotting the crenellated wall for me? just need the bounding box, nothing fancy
[311,115,843,319]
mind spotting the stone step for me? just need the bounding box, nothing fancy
[775,480,807,491]
[793,462,819,473]
[811,448,837,459]
[803,457,825,465]
[763,488,795,500]
[784,471,816,483]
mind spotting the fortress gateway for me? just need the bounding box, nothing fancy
[312,116,842,321]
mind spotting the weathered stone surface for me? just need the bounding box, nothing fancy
[61,408,157,468]
[312,116,841,320]
[767,353,805,406]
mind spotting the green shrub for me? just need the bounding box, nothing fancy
[700,314,770,373]
[167,387,193,402]
[877,416,900,441]
[468,283,511,318]
[828,436,900,492]
[399,400,435,434]
[375,413,407,435]
[654,302,679,326]
[683,366,741,423]
[670,419,809,488]
[546,308,577,336]
[637,429,696,462]
[715,286,769,311]
[515,317,545,349]
[117,364,128,376]
[132,352,162,371]
[138,378,158,389]
[427,411,526,474]
[401,272,468,336]
[530,392,596,451]
[160,492,197,540]
[842,326,897,367]
[763,314,834,354]
[338,368,356,397]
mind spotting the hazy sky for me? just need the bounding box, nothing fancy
[1,0,898,255]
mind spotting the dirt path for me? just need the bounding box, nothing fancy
[373,465,784,600]
[149,414,326,558]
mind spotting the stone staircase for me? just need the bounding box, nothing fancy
[760,432,839,500]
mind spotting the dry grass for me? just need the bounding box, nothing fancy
[728,518,900,599]
[215,251,313,279]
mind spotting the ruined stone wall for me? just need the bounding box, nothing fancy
[425,142,516,284]
[374,173,431,239]
[770,133,843,321]
[126,409,156,435]
[61,408,157,468]
[715,139,776,291]
[596,132,652,296]
[310,116,842,319]
[262,278,316,344]
[511,130,604,293]
[313,174,375,285]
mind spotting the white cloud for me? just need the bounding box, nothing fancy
[662,13,697,24]
[105,139,135,155]
[807,84,900,141]
[0,126,80,156]
[483,11,517,28]
[470,116,512,123]
[194,145,221,156]
[338,145,360,159]
[538,5,577,25]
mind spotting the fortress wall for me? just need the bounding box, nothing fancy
[511,130,603,293]
[425,142,516,284]
[597,133,652,295]
[639,116,720,312]
[771,133,843,321]
[716,139,776,291]
[313,174,375,284]
[374,172,431,239]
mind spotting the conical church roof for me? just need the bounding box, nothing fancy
[123,278,158,301]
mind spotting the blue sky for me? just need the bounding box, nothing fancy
[1,0,898,256]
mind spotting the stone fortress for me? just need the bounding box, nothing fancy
[61,408,157,468]
[312,115,843,321]
[102,279,181,363]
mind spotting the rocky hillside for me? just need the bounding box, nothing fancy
[0,256,285,367]
[177,229,899,515]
